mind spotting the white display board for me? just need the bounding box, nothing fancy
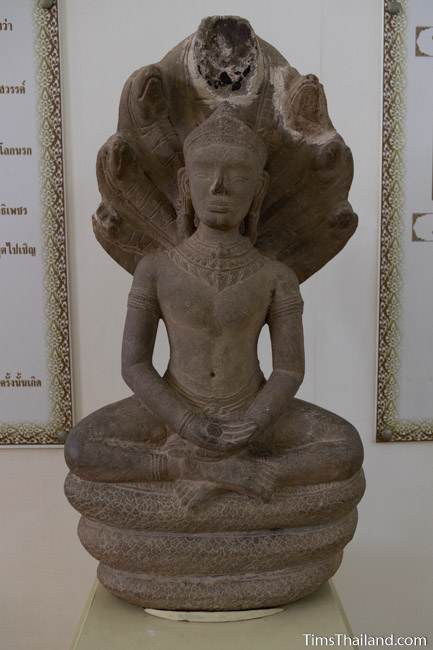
[0,0,72,444]
[377,0,433,441]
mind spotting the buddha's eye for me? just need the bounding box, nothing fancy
[233,176,248,184]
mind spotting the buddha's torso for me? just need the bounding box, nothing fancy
[153,234,276,399]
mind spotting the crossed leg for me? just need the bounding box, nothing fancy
[64,396,363,508]
[64,396,170,482]
[64,396,276,502]
[248,398,364,487]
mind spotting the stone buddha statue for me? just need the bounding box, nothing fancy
[66,103,362,503]
[64,16,365,612]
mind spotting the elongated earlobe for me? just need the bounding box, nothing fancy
[244,208,260,243]
[176,167,195,238]
[244,171,269,244]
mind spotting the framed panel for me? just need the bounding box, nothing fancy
[377,0,433,441]
[0,0,72,444]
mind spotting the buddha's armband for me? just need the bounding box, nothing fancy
[127,287,161,319]
[268,273,304,322]
[268,294,304,320]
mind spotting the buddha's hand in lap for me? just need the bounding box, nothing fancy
[179,412,259,453]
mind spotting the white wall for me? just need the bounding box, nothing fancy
[1,1,432,648]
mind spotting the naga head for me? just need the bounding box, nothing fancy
[193,16,260,96]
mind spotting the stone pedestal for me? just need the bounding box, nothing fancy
[71,580,352,650]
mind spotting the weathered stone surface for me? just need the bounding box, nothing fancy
[97,554,344,611]
[78,511,357,575]
[64,15,364,611]
[65,470,365,533]
[92,16,357,283]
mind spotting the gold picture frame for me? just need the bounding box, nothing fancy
[0,1,72,444]
[377,0,433,442]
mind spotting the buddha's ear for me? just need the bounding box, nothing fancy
[257,170,270,207]
[176,167,195,238]
[245,170,270,244]
[177,166,189,194]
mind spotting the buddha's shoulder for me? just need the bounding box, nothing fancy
[133,251,171,281]
[257,254,300,287]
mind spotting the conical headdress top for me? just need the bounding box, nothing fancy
[183,103,267,167]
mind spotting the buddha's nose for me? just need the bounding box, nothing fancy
[210,171,227,195]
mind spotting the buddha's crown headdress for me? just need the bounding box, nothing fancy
[183,102,267,167]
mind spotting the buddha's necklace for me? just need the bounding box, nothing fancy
[166,232,267,291]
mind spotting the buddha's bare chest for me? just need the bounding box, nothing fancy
[158,264,272,333]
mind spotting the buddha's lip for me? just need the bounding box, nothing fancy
[208,202,232,212]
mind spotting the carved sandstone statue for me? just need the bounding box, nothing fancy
[64,16,364,611]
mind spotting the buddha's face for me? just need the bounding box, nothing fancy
[185,143,265,231]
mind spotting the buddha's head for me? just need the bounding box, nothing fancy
[178,103,269,242]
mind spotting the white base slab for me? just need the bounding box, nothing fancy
[144,606,285,622]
